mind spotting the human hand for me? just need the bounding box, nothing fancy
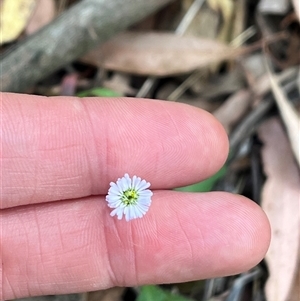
[1,93,270,300]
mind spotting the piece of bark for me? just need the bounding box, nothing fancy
[259,117,300,301]
[0,0,174,92]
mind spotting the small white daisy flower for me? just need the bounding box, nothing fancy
[106,173,153,221]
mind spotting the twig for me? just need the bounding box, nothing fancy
[0,0,175,92]
[229,68,298,160]
[265,61,300,166]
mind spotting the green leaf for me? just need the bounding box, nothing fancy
[137,285,192,301]
[77,87,121,97]
[175,166,226,193]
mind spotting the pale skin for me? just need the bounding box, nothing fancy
[1,92,271,300]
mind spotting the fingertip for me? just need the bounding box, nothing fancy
[205,192,271,273]
[151,100,230,183]
[234,194,271,268]
[148,191,271,276]
[195,107,229,176]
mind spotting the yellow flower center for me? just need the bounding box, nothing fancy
[122,189,139,206]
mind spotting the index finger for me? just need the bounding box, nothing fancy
[1,93,228,208]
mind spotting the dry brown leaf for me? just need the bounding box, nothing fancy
[0,0,37,44]
[259,118,300,301]
[25,0,56,35]
[266,64,300,167]
[292,0,300,22]
[82,31,245,76]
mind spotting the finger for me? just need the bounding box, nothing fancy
[1,192,270,300]
[2,93,228,208]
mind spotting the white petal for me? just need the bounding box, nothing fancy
[106,199,120,207]
[108,200,122,208]
[110,207,119,217]
[134,179,144,190]
[136,179,150,191]
[126,206,137,221]
[107,195,120,202]
[137,200,150,208]
[134,206,145,218]
[111,207,123,220]
[109,183,120,194]
[116,178,123,191]
[136,204,150,213]
[124,173,132,188]
[130,206,139,220]
[120,177,129,191]
[110,211,116,217]
[127,208,133,221]
[138,196,152,205]
[134,205,141,217]
[124,206,129,221]
[138,190,153,197]
[132,175,138,188]
[132,175,141,189]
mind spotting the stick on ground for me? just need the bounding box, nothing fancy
[0,0,174,92]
